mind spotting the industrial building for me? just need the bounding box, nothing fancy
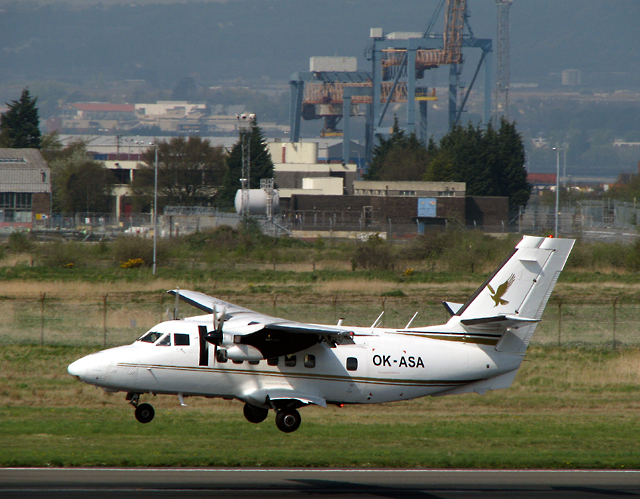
[0,149,51,228]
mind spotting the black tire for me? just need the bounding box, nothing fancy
[135,403,155,424]
[243,403,269,424]
[275,409,301,433]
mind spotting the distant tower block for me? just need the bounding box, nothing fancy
[495,0,513,121]
[561,69,582,86]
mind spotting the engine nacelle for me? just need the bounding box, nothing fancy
[217,344,263,362]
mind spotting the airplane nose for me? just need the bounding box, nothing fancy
[68,358,86,379]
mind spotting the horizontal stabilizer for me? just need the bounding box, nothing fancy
[443,302,464,316]
[461,314,539,330]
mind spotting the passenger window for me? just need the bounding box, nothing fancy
[232,360,244,365]
[216,349,228,363]
[304,355,315,368]
[284,355,296,367]
[248,360,260,365]
[157,334,171,346]
[346,357,358,371]
[174,333,190,346]
[267,357,279,366]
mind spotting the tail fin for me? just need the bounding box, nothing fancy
[454,236,574,354]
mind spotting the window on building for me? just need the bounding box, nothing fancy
[0,193,32,223]
[346,357,358,371]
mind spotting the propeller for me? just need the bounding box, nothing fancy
[173,287,180,320]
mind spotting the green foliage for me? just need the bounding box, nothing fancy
[112,236,168,268]
[424,118,531,211]
[352,234,396,270]
[219,120,274,206]
[365,117,430,181]
[403,231,517,273]
[0,88,41,149]
[7,231,35,253]
[49,146,115,213]
[132,136,227,211]
[38,241,87,268]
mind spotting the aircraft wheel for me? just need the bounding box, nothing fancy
[275,409,301,433]
[135,403,155,424]
[243,403,269,424]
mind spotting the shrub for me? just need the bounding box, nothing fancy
[7,231,35,253]
[352,234,396,270]
[38,241,86,268]
[113,236,167,268]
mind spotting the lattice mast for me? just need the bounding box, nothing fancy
[495,0,513,121]
[237,114,255,219]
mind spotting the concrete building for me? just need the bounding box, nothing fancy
[269,141,359,199]
[0,149,51,227]
[353,180,465,198]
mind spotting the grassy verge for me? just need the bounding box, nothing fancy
[0,345,639,468]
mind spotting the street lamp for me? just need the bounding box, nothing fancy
[553,146,562,237]
[152,142,158,275]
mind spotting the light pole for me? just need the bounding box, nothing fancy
[153,142,158,275]
[553,146,562,237]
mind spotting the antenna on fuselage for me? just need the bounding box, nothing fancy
[371,311,384,329]
[405,312,419,329]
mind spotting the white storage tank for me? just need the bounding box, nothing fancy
[234,189,280,216]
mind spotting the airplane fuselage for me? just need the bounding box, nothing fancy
[70,319,523,407]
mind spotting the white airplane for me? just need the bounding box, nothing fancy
[68,235,573,433]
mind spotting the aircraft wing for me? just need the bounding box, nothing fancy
[169,289,354,359]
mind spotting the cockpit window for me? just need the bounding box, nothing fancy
[138,331,163,343]
[156,334,172,346]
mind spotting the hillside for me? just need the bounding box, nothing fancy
[0,0,638,91]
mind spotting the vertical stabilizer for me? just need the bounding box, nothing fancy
[456,236,574,354]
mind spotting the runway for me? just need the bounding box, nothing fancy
[1,468,639,498]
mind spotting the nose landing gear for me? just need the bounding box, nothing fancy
[127,392,155,424]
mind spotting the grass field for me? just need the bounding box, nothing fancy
[1,234,640,468]
[1,345,639,468]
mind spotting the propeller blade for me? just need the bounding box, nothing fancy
[216,306,227,333]
[173,287,180,320]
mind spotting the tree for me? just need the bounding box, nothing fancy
[0,88,41,149]
[424,118,531,211]
[50,146,115,213]
[219,120,274,206]
[364,117,431,181]
[132,136,227,210]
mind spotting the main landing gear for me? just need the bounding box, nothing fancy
[243,403,301,433]
[127,393,155,424]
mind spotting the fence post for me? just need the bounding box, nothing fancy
[613,296,618,350]
[40,292,46,346]
[103,293,108,348]
[557,296,563,346]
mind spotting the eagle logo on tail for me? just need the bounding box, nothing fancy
[487,273,516,307]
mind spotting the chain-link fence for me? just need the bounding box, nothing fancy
[2,293,638,349]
